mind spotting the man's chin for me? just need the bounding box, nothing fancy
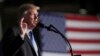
[32,25,37,29]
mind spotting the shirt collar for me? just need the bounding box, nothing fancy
[27,29,32,34]
[27,29,33,39]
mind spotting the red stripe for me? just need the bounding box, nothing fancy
[67,50,100,54]
[68,39,100,43]
[65,28,100,32]
[65,14,98,21]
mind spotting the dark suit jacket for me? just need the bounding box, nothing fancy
[1,26,41,56]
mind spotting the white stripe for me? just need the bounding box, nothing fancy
[66,31,100,39]
[67,43,100,51]
[66,20,100,29]
[42,52,67,56]
[42,52,100,56]
[81,54,100,56]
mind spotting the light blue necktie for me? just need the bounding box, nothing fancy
[28,31,38,56]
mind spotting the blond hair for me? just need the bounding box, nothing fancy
[17,3,40,17]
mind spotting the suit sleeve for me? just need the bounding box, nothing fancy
[2,28,24,56]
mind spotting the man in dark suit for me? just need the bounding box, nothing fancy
[1,3,41,56]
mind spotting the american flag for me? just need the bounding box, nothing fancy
[39,12,100,56]
[65,13,100,56]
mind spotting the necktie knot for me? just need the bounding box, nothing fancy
[29,31,33,39]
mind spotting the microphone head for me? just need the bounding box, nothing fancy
[38,22,46,28]
[37,22,54,31]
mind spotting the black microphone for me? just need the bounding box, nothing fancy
[38,22,49,28]
[38,22,58,33]
[38,22,52,31]
[38,22,74,56]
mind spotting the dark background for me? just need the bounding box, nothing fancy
[0,0,100,34]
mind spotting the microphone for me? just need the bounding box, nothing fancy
[37,22,74,56]
[37,22,59,33]
[38,22,49,28]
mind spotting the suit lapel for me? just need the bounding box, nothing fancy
[25,35,37,56]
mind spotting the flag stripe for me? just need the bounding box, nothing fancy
[66,28,100,32]
[66,31,100,39]
[80,54,100,56]
[66,20,100,29]
[65,14,98,21]
[68,39,100,43]
[42,52,100,56]
[68,43,100,51]
[71,50,100,54]
[42,52,68,56]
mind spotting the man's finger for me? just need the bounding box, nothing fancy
[20,17,24,24]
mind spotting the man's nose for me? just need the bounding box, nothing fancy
[35,17,38,22]
[34,15,38,19]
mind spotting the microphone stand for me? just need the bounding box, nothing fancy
[46,25,74,56]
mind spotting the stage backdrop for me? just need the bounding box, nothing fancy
[39,12,100,56]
